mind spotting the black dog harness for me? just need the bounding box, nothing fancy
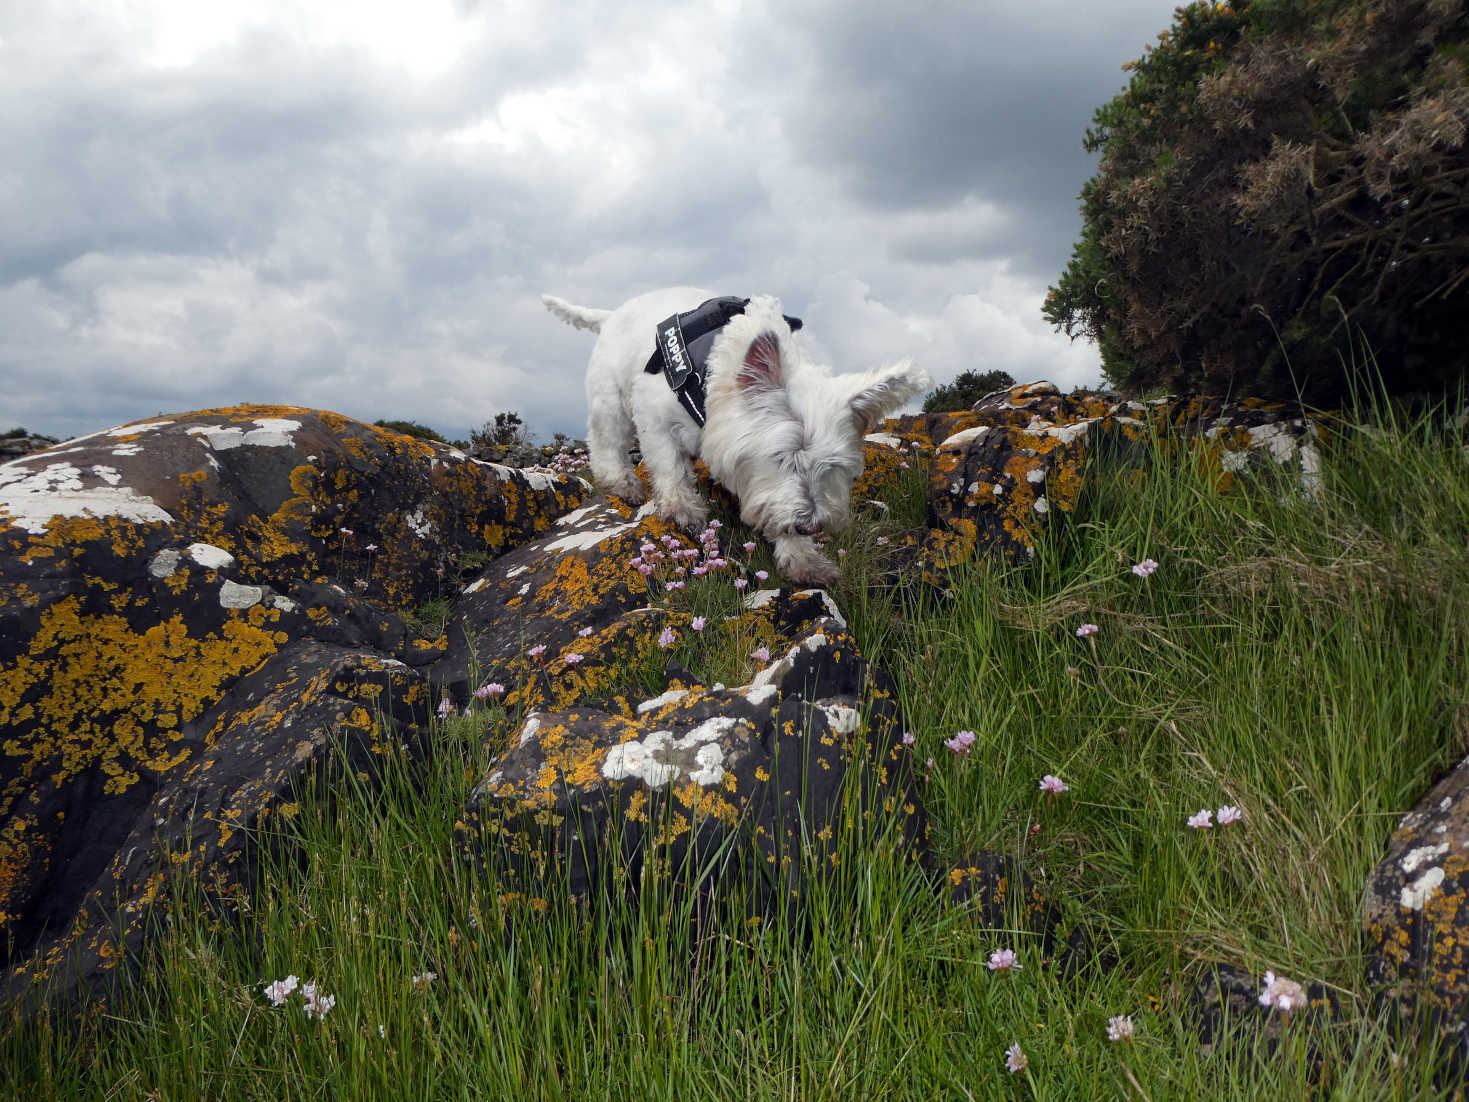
[643,296,802,426]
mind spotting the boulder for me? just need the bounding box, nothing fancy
[1363,753,1469,1061]
[887,383,1325,577]
[0,405,586,1008]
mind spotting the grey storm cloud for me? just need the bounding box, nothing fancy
[0,1,1177,445]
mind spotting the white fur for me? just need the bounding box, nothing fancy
[544,287,930,585]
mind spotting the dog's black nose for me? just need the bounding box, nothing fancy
[794,521,819,536]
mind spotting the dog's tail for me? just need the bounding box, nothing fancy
[541,294,612,334]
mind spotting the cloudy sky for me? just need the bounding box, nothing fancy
[1,0,1175,445]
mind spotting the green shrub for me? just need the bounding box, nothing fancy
[373,419,448,443]
[1045,0,1469,404]
[921,369,1016,412]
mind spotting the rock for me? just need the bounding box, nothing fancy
[1192,962,1336,1056]
[0,405,587,1009]
[1363,753,1469,1061]
[0,429,61,463]
[887,383,1325,578]
[455,616,933,931]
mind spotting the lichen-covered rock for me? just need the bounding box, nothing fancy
[456,620,932,927]
[889,382,1324,577]
[1363,754,1469,1061]
[0,405,586,1009]
[1192,962,1337,1056]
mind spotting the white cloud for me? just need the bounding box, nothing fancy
[0,0,1173,441]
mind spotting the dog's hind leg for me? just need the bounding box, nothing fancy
[586,389,647,504]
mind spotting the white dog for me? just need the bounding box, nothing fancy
[543,286,930,585]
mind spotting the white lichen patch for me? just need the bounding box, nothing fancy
[517,714,543,747]
[89,465,123,485]
[1023,416,1094,445]
[603,731,681,787]
[1401,866,1446,911]
[219,580,263,609]
[553,505,602,528]
[687,743,725,786]
[864,432,903,448]
[543,518,639,554]
[637,689,690,715]
[505,565,528,579]
[107,420,175,437]
[1027,467,1046,483]
[188,543,236,570]
[186,419,302,451]
[463,578,487,595]
[0,462,175,534]
[938,426,990,451]
[743,684,780,708]
[148,548,183,579]
[270,595,298,612]
[822,704,860,735]
[1033,497,1049,514]
[1401,843,1449,874]
[406,508,434,539]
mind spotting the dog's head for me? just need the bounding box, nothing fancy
[701,296,931,541]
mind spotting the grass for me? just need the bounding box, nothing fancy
[5,402,1469,1099]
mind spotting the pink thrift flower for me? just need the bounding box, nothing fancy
[944,730,977,755]
[263,975,299,1006]
[658,627,676,648]
[1039,774,1069,796]
[837,548,847,557]
[354,578,368,590]
[563,652,585,665]
[1076,623,1099,638]
[734,578,748,591]
[749,646,770,664]
[638,564,656,576]
[578,626,594,638]
[690,616,706,631]
[876,536,889,546]
[339,528,353,536]
[1259,971,1307,1013]
[474,682,506,700]
[1217,804,1242,825]
[1005,1043,1027,1074]
[528,644,547,659]
[640,543,656,556]
[754,570,769,582]
[1187,808,1213,830]
[364,543,378,552]
[987,948,1020,972]
[1106,1015,1135,1041]
[743,541,757,552]
[436,698,453,718]
[1131,558,1159,578]
[901,732,916,747]
[707,519,722,529]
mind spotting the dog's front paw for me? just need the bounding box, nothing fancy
[605,475,647,506]
[656,496,708,533]
[774,537,840,587]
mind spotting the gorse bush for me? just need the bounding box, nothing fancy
[1044,0,1469,404]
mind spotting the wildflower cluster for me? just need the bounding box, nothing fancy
[542,445,590,475]
[1187,804,1243,830]
[262,974,336,1020]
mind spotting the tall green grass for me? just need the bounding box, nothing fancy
[4,403,1468,1099]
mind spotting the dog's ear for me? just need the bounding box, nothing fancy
[849,359,931,434]
[737,331,784,391]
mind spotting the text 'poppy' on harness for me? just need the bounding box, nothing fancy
[644,296,803,426]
